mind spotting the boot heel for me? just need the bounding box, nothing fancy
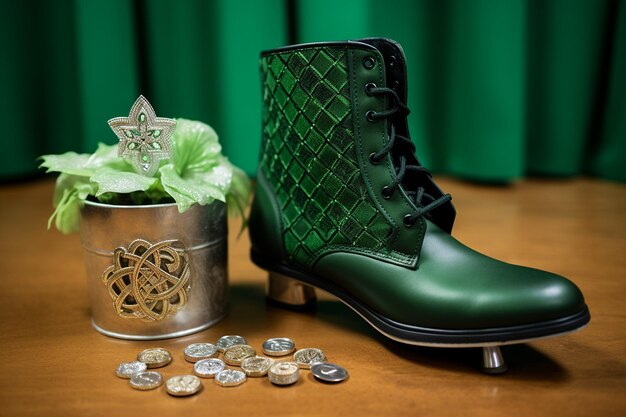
[266,271,317,310]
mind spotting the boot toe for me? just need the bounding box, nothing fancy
[463,266,587,329]
[415,221,588,330]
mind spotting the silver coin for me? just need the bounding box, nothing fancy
[137,348,172,368]
[268,361,300,386]
[214,369,246,387]
[216,335,247,352]
[293,348,326,369]
[262,337,296,357]
[310,362,349,383]
[184,343,218,362]
[193,358,225,378]
[129,371,163,390]
[116,361,148,379]
[241,356,274,377]
[165,375,202,397]
[223,344,256,366]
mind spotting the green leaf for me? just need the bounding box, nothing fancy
[40,152,95,177]
[170,119,222,176]
[53,173,78,207]
[224,161,252,235]
[91,169,157,196]
[160,164,227,212]
[90,143,131,171]
[48,175,97,234]
[40,143,130,177]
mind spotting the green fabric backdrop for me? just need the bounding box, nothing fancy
[1,0,624,182]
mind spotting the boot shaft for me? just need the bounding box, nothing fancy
[255,39,454,270]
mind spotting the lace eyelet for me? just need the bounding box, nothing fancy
[365,83,377,95]
[382,186,392,199]
[389,55,397,68]
[363,56,376,70]
[369,152,381,165]
[403,214,416,228]
[365,111,377,122]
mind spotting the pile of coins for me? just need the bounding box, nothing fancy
[115,335,349,396]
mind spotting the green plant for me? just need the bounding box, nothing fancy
[40,118,251,233]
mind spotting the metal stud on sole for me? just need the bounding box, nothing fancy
[266,272,316,309]
[481,346,508,374]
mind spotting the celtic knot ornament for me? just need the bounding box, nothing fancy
[108,96,176,177]
[102,239,191,321]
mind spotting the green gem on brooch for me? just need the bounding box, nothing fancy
[107,96,177,177]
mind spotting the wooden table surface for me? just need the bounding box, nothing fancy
[0,178,624,417]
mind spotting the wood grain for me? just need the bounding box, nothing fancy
[0,178,624,417]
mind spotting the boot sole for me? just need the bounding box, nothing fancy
[251,250,591,347]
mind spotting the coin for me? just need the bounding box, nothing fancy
[216,335,247,352]
[214,369,246,387]
[184,343,218,362]
[241,356,274,377]
[137,348,172,368]
[262,337,296,356]
[268,361,300,386]
[223,344,256,366]
[193,358,226,378]
[165,375,202,397]
[293,348,326,369]
[116,361,148,379]
[129,371,163,390]
[310,362,349,383]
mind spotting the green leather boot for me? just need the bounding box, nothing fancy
[250,38,590,373]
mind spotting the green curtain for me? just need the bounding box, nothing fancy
[2,0,624,182]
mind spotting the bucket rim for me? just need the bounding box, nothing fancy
[83,200,221,210]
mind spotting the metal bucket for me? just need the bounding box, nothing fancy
[79,200,228,340]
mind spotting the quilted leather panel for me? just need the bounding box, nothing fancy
[260,46,393,268]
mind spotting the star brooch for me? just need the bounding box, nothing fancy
[108,96,177,177]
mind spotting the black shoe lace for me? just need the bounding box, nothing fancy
[365,84,452,227]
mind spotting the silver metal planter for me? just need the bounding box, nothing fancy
[79,200,228,340]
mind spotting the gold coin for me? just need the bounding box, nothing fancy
[293,348,326,369]
[165,375,202,397]
[137,348,172,368]
[241,356,274,377]
[223,344,256,366]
